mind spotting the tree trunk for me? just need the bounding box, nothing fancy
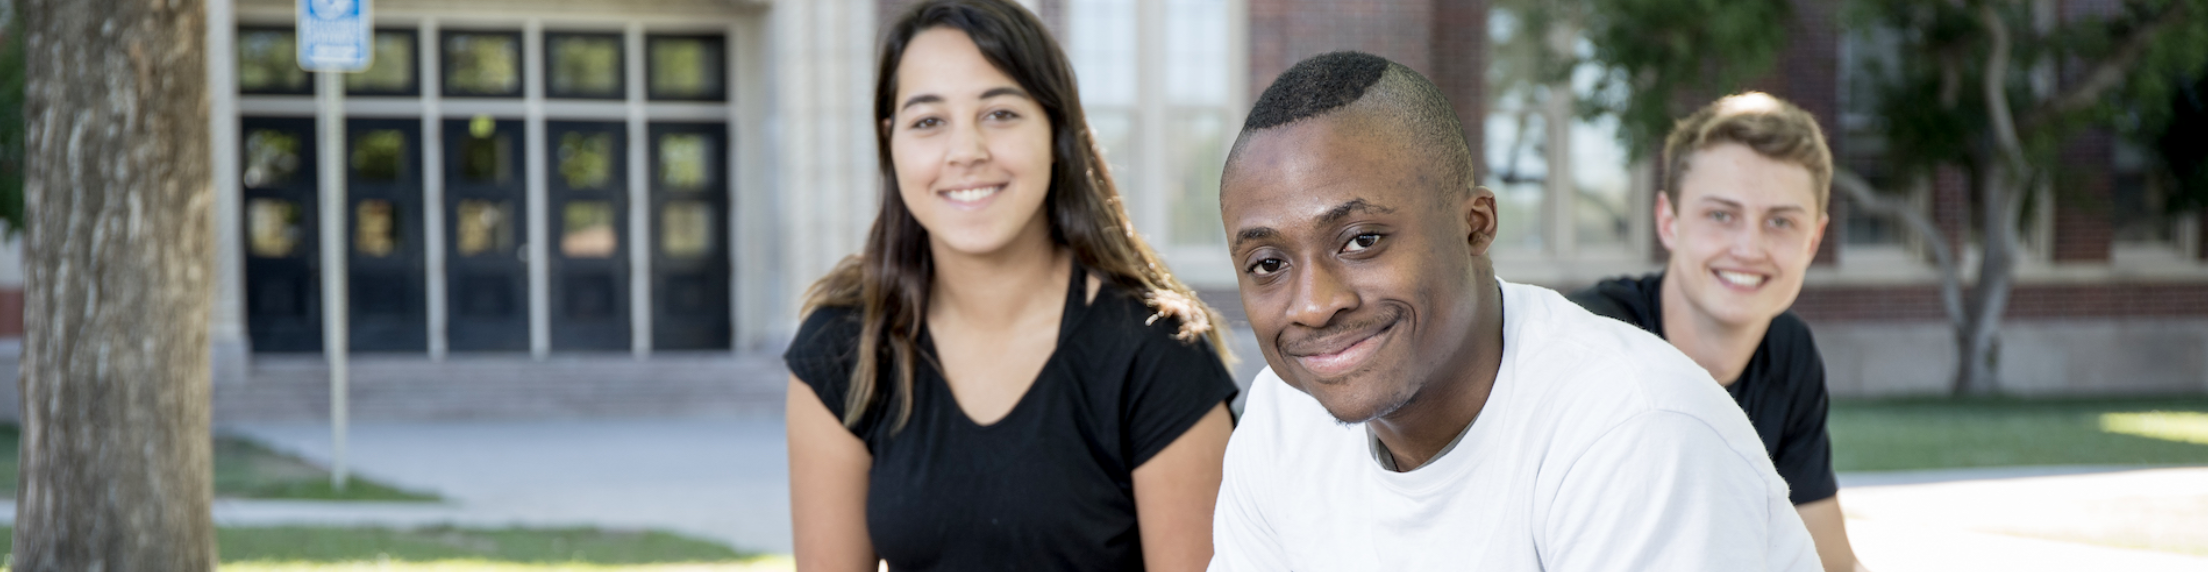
[13,0,215,569]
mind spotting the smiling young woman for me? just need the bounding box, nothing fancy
[780,1,1240,571]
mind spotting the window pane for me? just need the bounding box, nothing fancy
[244,129,303,189]
[549,34,623,98]
[1087,109,1137,192]
[456,200,514,256]
[1571,114,1631,249]
[1163,0,1228,106]
[662,201,713,258]
[658,133,713,192]
[558,131,616,190]
[1167,109,1227,246]
[562,201,618,258]
[1066,0,1136,107]
[346,31,416,94]
[647,36,724,100]
[248,198,302,258]
[1485,106,1547,250]
[445,33,521,96]
[351,129,406,183]
[355,199,399,257]
[460,125,514,185]
[238,29,309,94]
[2113,140,2174,244]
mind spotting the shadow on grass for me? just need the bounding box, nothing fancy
[0,424,438,502]
[1831,395,2208,472]
[0,526,761,565]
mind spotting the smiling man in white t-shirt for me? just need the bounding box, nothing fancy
[1209,50,1821,571]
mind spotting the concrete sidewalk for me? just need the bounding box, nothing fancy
[217,415,795,555]
[8,413,2204,569]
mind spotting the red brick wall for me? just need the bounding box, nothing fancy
[1246,0,1487,165]
[2052,131,2115,262]
[0,288,19,338]
[1932,166,1971,250]
[1792,282,2208,323]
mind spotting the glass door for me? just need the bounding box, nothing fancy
[548,121,630,350]
[242,117,323,353]
[444,117,530,351]
[346,119,428,352]
[649,123,730,350]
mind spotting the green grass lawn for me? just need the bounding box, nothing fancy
[0,526,780,570]
[0,424,436,502]
[1829,396,2208,471]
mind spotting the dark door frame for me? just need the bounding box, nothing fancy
[443,117,531,352]
[648,122,732,351]
[241,116,323,353]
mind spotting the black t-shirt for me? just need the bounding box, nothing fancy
[1567,272,1839,505]
[783,262,1240,571]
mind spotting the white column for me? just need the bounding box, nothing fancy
[626,20,652,357]
[315,71,350,488]
[207,0,248,381]
[772,0,878,341]
[1133,0,1168,242]
[422,19,449,360]
[731,14,775,349]
[524,19,551,358]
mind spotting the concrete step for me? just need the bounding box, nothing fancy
[213,352,792,421]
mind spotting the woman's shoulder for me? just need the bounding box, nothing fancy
[1072,279,1223,364]
[784,305,866,379]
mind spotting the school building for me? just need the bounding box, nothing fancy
[0,0,2199,420]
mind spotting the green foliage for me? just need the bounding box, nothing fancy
[1830,397,2208,471]
[1580,0,1793,158]
[0,423,440,502]
[0,525,762,566]
[0,1,24,237]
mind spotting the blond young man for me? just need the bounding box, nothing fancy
[1570,92,1867,572]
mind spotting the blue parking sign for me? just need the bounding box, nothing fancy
[298,0,373,72]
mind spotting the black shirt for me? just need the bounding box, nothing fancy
[783,262,1239,571]
[1567,272,1840,505]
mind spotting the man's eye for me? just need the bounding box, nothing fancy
[1769,217,1795,229]
[1708,211,1733,223]
[1343,233,1381,253]
[1246,258,1286,276]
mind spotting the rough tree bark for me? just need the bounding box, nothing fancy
[13,0,216,569]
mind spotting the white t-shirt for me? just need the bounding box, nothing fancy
[1210,279,1820,571]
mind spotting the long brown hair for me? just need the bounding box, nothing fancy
[802,0,1233,431]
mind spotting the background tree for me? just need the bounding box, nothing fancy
[13,0,216,568]
[1557,0,2207,394]
[0,0,24,236]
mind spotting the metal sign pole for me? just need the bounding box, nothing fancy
[300,0,370,492]
[317,70,349,491]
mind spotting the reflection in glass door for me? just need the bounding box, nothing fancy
[242,117,322,352]
[548,121,630,350]
[444,117,530,351]
[649,123,730,350]
[347,119,428,352]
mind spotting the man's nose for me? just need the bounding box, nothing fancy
[1285,259,1357,330]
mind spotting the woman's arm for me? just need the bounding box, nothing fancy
[787,376,879,571]
[1132,402,1234,572]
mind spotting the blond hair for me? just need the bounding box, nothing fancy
[1662,92,1833,212]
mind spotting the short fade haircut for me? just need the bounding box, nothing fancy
[1663,92,1833,213]
[1230,51,1476,193]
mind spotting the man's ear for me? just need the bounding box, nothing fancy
[1808,211,1831,257]
[1464,186,1499,256]
[1654,191,1679,252]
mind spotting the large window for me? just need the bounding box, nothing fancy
[1066,0,1241,283]
[1483,7,1645,261]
